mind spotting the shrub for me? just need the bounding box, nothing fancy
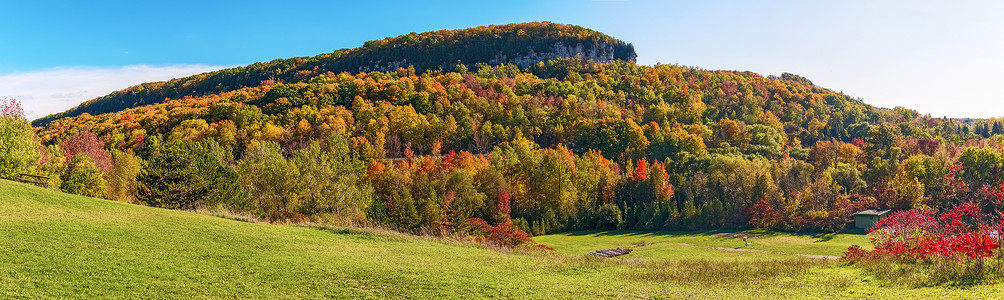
[843,202,1004,285]
[468,189,540,248]
[865,203,998,261]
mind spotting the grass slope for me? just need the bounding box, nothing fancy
[2,180,1002,299]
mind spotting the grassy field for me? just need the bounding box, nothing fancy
[3,179,1004,299]
[535,229,870,261]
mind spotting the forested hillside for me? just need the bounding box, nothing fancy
[32,22,634,127]
[7,23,1004,247]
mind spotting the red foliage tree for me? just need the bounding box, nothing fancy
[850,137,866,148]
[748,198,783,229]
[60,130,113,173]
[631,159,648,180]
[366,161,386,179]
[495,189,511,223]
[468,189,540,248]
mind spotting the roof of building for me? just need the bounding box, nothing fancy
[854,209,892,216]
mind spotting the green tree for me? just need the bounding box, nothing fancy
[106,151,143,203]
[681,199,699,230]
[238,141,301,219]
[957,147,1002,188]
[442,168,487,222]
[290,137,373,225]
[745,124,785,159]
[571,119,648,158]
[139,139,241,210]
[0,114,41,179]
[386,188,421,230]
[38,145,66,190]
[60,155,107,198]
[827,163,866,194]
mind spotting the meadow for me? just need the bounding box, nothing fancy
[2,179,1002,299]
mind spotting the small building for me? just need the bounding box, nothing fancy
[853,209,891,229]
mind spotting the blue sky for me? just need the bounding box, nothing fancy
[2,0,1003,119]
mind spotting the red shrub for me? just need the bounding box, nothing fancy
[468,189,546,249]
[842,245,878,262]
[468,217,532,248]
[848,202,1001,262]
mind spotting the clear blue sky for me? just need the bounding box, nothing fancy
[2,0,1003,119]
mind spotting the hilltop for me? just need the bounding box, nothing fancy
[32,22,634,127]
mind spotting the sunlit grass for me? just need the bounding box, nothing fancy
[3,179,1004,298]
[534,229,871,259]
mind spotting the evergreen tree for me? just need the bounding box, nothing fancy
[139,139,241,210]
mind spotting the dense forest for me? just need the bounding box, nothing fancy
[32,22,634,127]
[6,22,1004,247]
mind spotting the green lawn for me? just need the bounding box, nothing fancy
[534,229,871,260]
[3,179,1003,299]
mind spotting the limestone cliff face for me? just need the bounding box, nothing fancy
[490,41,635,67]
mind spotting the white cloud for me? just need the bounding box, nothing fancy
[0,64,229,120]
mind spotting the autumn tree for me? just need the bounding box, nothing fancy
[956,147,1002,188]
[60,130,113,173]
[238,141,302,220]
[0,99,41,179]
[60,155,108,197]
[106,151,143,203]
[290,137,373,225]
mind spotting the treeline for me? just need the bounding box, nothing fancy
[15,57,1004,244]
[32,22,634,127]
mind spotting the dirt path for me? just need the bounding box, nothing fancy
[712,246,841,260]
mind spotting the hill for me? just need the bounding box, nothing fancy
[3,179,999,298]
[32,22,635,127]
[15,21,1004,246]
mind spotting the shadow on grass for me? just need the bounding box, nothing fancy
[312,227,375,236]
[556,229,728,238]
[812,232,838,242]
